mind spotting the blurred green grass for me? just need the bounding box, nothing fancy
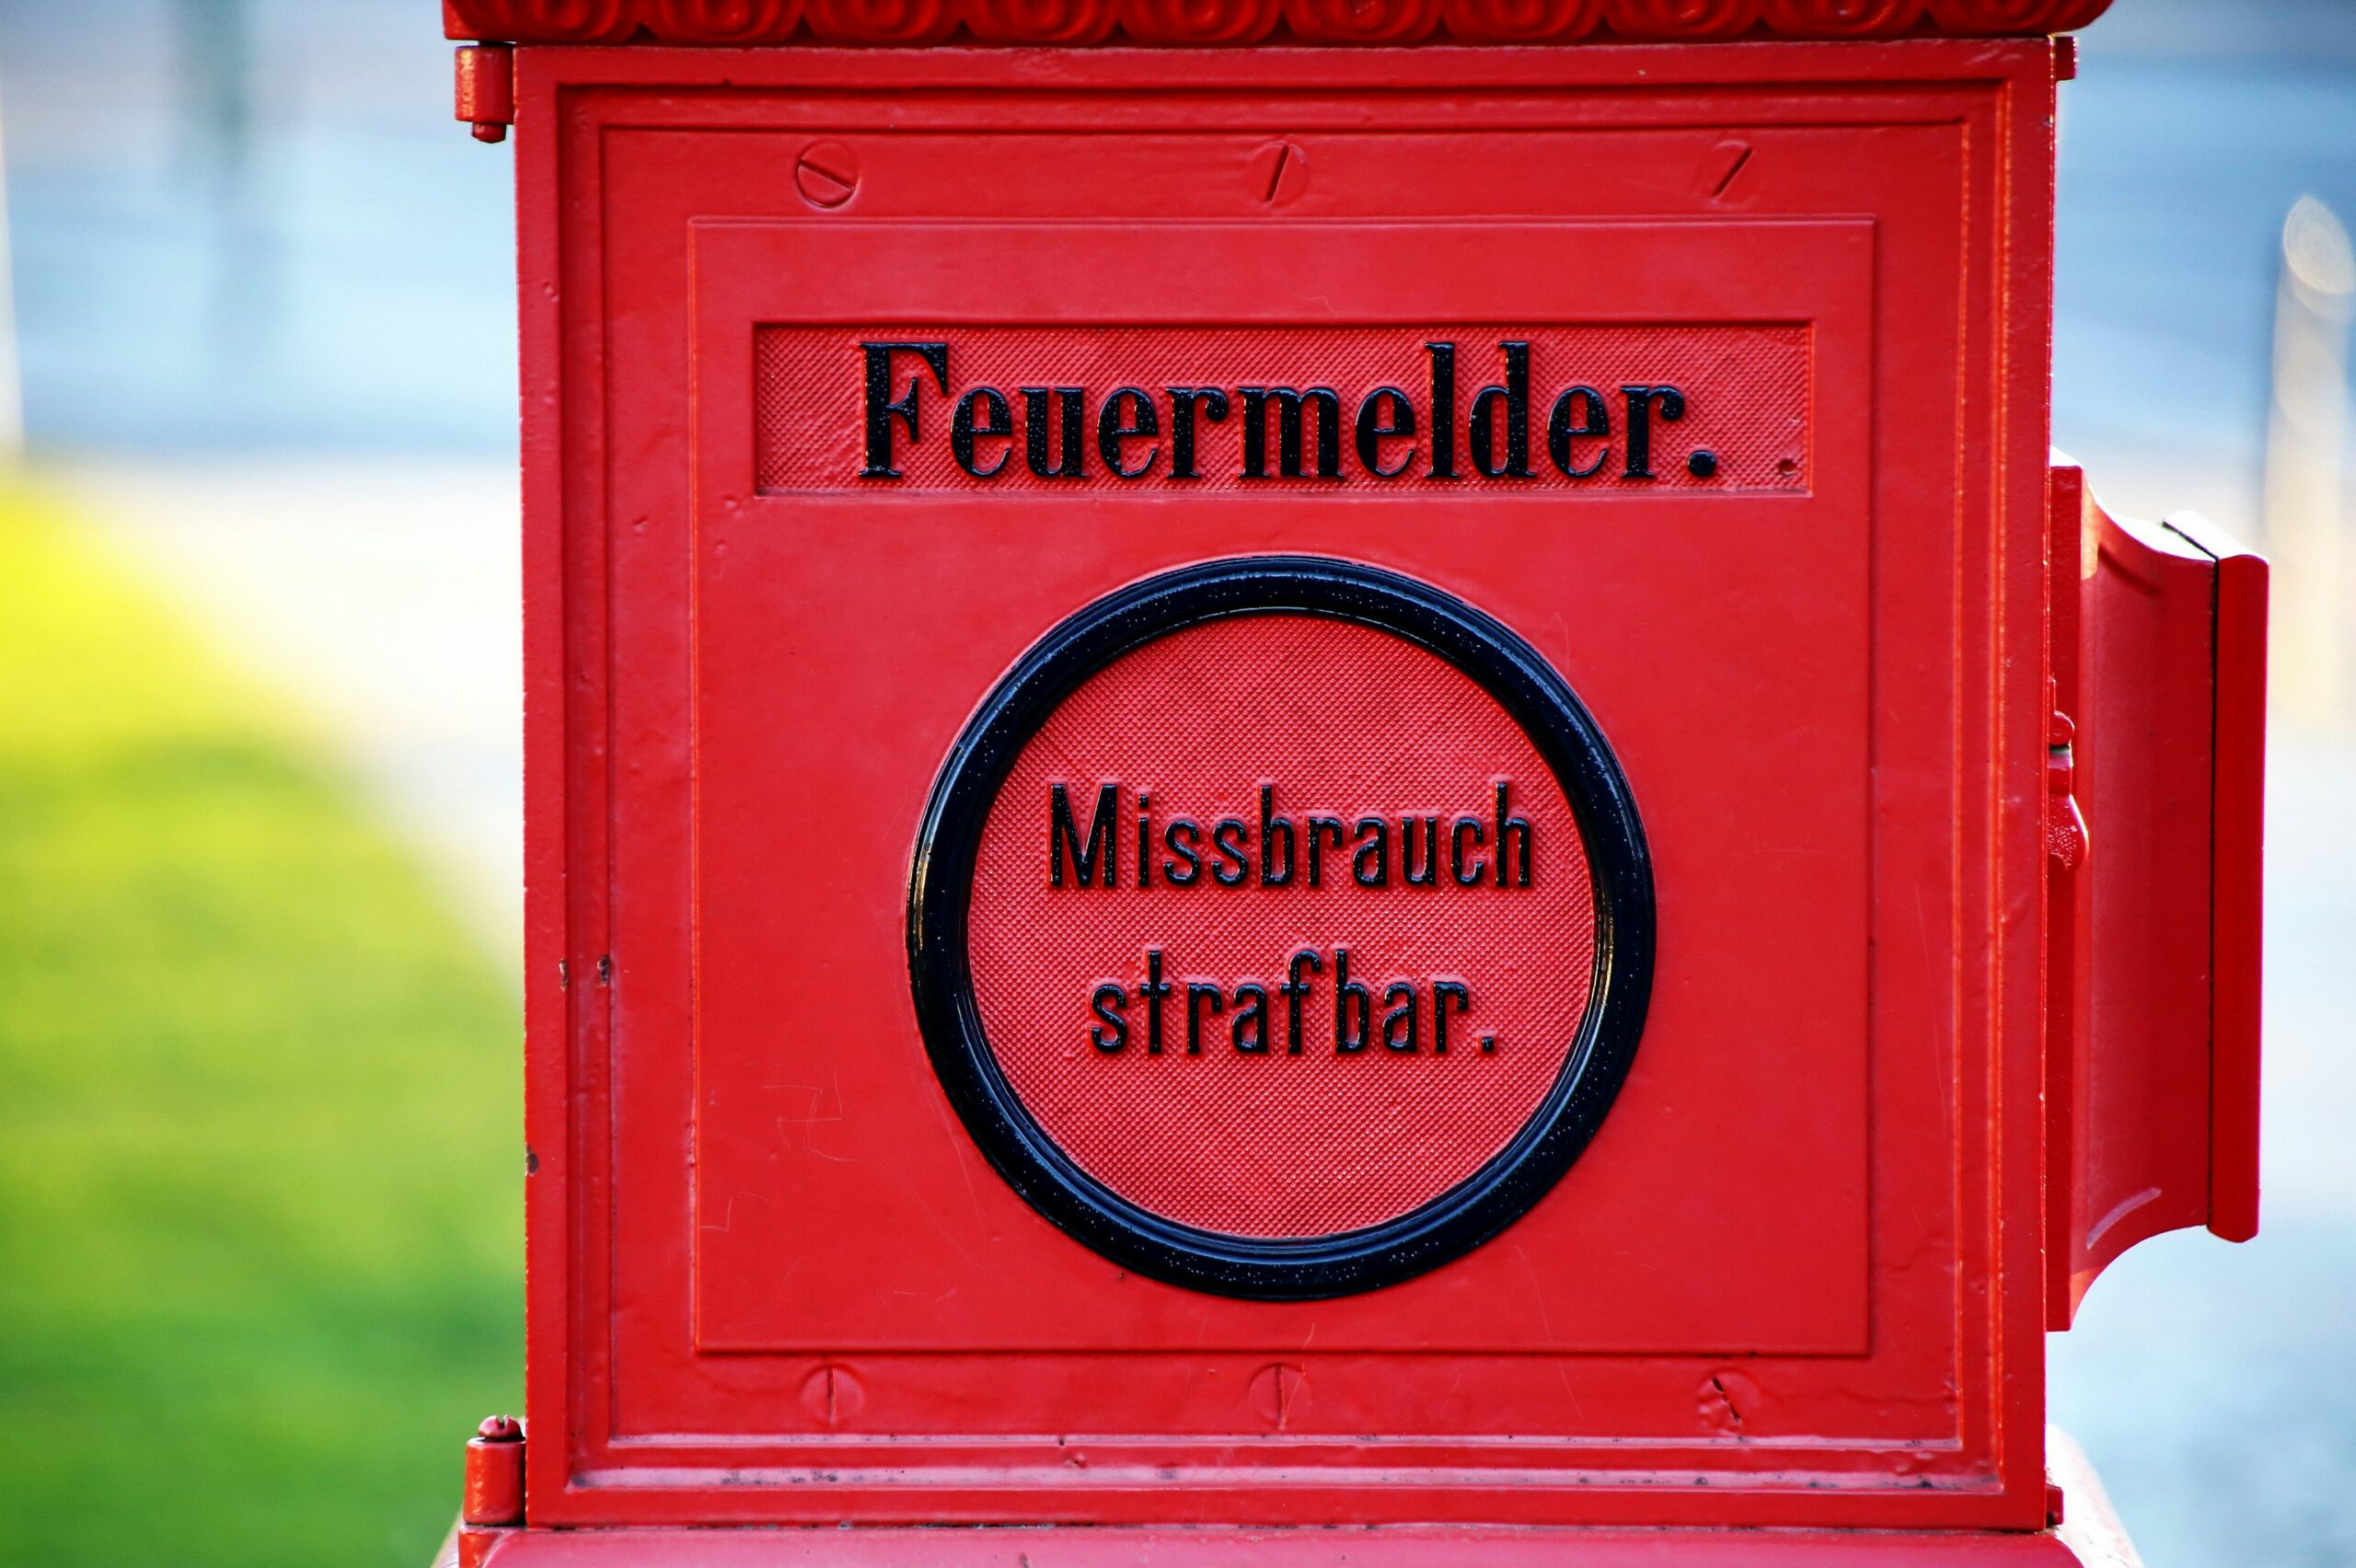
[0,487,521,1567]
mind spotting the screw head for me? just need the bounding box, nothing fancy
[1246,1363,1305,1428]
[795,141,861,210]
[1247,141,1308,209]
[799,1363,865,1425]
[476,1414,522,1443]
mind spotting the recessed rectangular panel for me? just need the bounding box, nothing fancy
[685,221,1870,1359]
[754,324,1809,494]
[525,44,2058,1529]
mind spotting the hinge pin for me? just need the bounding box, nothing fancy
[454,45,514,144]
[462,1414,525,1527]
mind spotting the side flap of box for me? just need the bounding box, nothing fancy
[2045,464,2266,1329]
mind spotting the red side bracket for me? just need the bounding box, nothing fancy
[2045,463,2267,1329]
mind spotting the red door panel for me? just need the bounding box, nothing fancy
[514,42,2059,1531]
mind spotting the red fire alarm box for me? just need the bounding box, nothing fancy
[438,3,2264,1563]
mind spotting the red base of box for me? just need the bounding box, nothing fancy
[436,1435,2137,1568]
[447,1524,2131,1568]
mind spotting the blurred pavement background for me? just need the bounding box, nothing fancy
[0,1,2349,1564]
[2041,9,2356,1567]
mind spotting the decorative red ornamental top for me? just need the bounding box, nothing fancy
[443,0,2106,48]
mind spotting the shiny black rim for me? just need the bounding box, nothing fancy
[907,556,1653,1300]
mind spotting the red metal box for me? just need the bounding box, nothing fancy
[440,6,2263,1560]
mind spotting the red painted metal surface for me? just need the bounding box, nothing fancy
[465,1526,2101,1567]
[463,1416,525,1526]
[452,43,513,143]
[2043,466,2267,1326]
[436,6,2266,1560]
[456,1415,527,1567]
[753,325,1809,495]
[2170,511,2269,1246]
[440,0,2110,48]
[438,1436,2149,1562]
[970,615,1598,1238]
[504,38,2061,1532]
[448,1424,2151,1566]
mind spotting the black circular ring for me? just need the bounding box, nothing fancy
[907,557,1653,1301]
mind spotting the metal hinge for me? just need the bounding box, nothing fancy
[456,1414,524,1567]
[2046,698,2088,869]
[454,45,514,144]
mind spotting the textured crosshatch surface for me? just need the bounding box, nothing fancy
[754,325,1810,493]
[969,613,1600,1239]
[514,39,2059,1533]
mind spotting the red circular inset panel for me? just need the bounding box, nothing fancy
[966,614,1597,1239]
[908,558,1652,1300]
